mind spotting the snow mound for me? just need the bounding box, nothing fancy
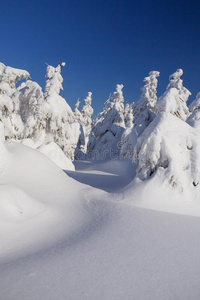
[123,171,200,217]
[0,141,90,260]
[39,142,75,170]
[4,141,80,204]
[0,184,46,221]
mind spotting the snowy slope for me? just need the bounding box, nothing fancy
[0,141,92,261]
[2,183,200,299]
[1,143,200,299]
[39,142,75,170]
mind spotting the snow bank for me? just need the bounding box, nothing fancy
[0,141,88,261]
[39,142,75,170]
[0,184,46,222]
[123,172,200,216]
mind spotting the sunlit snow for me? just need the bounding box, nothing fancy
[1,62,200,299]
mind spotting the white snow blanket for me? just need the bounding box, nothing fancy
[1,139,200,299]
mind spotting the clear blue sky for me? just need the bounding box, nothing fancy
[1,0,200,116]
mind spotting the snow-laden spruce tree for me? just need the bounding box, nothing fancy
[77,92,93,154]
[124,103,130,120]
[133,69,199,191]
[133,112,200,190]
[187,92,200,128]
[120,105,137,159]
[74,98,85,159]
[132,71,160,136]
[87,96,112,154]
[155,69,191,120]
[0,62,29,96]
[88,84,125,159]
[12,80,48,148]
[0,62,29,140]
[120,71,159,160]
[44,62,80,160]
[74,98,82,122]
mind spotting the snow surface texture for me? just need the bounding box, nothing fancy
[2,140,200,299]
[39,142,75,170]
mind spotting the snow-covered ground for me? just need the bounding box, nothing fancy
[1,142,200,299]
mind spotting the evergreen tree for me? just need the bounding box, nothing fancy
[0,62,29,96]
[44,62,80,160]
[74,98,82,122]
[87,95,111,154]
[88,84,125,159]
[0,62,29,140]
[124,103,130,124]
[120,105,137,159]
[133,70,197,190]
[156,69,191,120]
[187,92,200,128]
[79,92,93,153]
[133,71,160,136]
[12,80,48,147]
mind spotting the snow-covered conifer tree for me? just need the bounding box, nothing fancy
[0,62,29,96]
[93,95,112,129]
[187,92,200,128]
[74,98,82,122]
[133,70,200,190]
[88,84,125,159]
[87,96,111,154]
[120,71,159,160]
[132,71,160,136]
[156,69,191,120]
[124,103,130,123]
[0,62,29,140]
[120,105,137,159]
[12,80,48,147]
[78,92,93,154]
[44,62,80,160]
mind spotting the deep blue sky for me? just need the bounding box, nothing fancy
[1,0,200,116]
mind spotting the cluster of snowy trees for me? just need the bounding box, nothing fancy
[0,62,93,168]
[1,61,200,190]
